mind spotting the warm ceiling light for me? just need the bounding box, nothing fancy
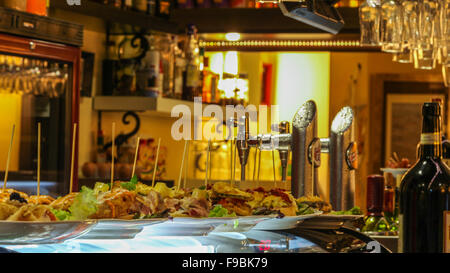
[225,33,241,41]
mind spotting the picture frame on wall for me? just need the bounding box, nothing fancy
[369,73,448,174]
[384,93,447,164]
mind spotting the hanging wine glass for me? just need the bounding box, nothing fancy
[413,0,439,69]
[393,0,418,63]
[380,0,404,53]
[359,0,382,46]
[359,0,450,85]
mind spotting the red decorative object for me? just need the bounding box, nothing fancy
[261,63,272,105]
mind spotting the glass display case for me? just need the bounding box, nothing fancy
[0,221,392,253]
[0,8,82,196]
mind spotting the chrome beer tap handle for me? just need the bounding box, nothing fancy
[228,115,250,182]
[277,121,290,182]
[291,100,318,198]
[327,106,358,211]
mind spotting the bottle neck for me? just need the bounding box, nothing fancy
[419,115,442,158]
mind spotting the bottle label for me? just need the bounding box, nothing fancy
[445,211,450,253]
[420,132,441,145]
[398,213,403,253]
[186,64,199,87]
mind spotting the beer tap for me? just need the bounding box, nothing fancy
[235,114,250,182]
[230,100,318,198]
[290,100,319,198]
[320,106,358,211]
[274,121,290,182]
[228,101,358,209]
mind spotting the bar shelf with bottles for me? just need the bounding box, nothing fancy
[49,0,178,34]
[101,23,250,114]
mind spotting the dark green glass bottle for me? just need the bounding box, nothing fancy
[398,102,450,253]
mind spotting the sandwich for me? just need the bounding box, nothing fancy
[210,182,254,216]
[296,195,332,213]
[252,188,298,216]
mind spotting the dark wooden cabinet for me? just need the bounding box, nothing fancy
[0,32,81,194]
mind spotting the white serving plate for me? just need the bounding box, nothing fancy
[0,220,97,245]
[129,215,275,235]
[252,211,323,230]
[380,168,409,177]
[211,216,275,233]
[144,220,215,236]
[78,218,167,240]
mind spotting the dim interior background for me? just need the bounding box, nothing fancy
[65,7,447,211]
[0,5,445,213]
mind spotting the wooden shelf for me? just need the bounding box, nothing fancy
[92,96,230,118]
[171,7,360,34]
[50,0,179,34]
[50,2,359,35]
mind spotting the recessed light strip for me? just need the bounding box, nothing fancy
[199,40,367,48]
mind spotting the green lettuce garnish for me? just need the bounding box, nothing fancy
[329,206,363,215]
[50,208,71,221]
[121,175,138,191]
[93,182,110,195]
[67,186,98,220]
[209,205,236,217]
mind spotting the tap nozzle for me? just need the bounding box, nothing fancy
[235,114,250,182]
[277,121,290,182]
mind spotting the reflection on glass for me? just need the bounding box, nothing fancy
[442,65,450,87]
[0,53,71,196]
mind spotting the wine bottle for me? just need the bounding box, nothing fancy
[147,0,156,16]
[398,102,450,253]
[136,35,160,97]
[182,24,201,101]
[173,36,185,100]
[160,34,175,98]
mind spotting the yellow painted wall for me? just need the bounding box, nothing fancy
[274,52,330,199]
[0,93,22,171]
